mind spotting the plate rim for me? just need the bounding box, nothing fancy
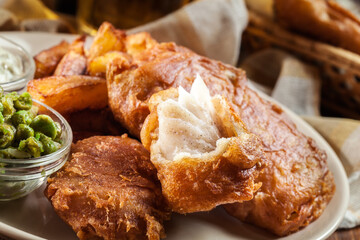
[0,32,350,240]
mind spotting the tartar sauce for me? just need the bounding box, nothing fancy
[0,47,23,83]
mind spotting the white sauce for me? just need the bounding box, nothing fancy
[0,47,23,83]
[156,74,224,161]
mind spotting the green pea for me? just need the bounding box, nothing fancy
[0,123,15,148]
[7,92,18,100]
[30,115,57,139]
[34,131,41,141]
[37,132,61,154]
[0,147,31,159]
[18,137,43,158]
[15,124,34,141]
[1,94,17,120]
[54,122,62,140]
[14,92,32,110]
[29,105,38,118]
[0,91,62,159]
[11,110,33,127]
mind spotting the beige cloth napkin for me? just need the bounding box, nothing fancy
[242,48,360,229]
[242,48,321,116]
[129,0,248,65]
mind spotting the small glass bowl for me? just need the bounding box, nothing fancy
[0,36,35,92]
[0,99,72,201]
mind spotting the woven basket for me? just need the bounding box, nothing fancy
[243,11,360,119]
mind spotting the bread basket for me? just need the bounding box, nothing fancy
[243,11,360,119]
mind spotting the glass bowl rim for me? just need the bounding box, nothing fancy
[0,35,35,88]
[0,99,73,165]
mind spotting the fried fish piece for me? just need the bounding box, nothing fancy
[106,41,335,235]
[45,135,170,240]
[224,86,335,236]
[140,75,265,214]
[107,42,244,138]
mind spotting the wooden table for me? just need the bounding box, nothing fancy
[328,226,360,240]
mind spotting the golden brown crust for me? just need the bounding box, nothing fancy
[107,42,246,138]
[45,136,170,240]
[225,86,336,236]
[275,0,360,54]
[140,88,265,214]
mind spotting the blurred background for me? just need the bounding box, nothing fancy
[0,0,194,34]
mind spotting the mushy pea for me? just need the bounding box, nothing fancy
[0,89,62,159]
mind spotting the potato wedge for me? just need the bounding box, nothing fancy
[53,36,87,76]
[87,22,126,61]
[88,51,131,77]
[27,75,107,115]
[86,25,157,77]
[34,40,70,78]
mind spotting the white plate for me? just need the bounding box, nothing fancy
[0,32,349,240]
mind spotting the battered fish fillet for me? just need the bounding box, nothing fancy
[107,42,244,138]
[45,136,170,240]
[225,86,335,236]
[106,42,335,236]
[140,75,265,214]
